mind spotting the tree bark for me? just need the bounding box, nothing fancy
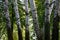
[52,0,59,40]
[29,0,42,40]
[3,0,13,40]
[24,0,29,40]
[44,0,50,40]
[58,0,60,21]
[13,0,23,40]
[49,0,55,15]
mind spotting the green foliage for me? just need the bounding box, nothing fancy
[35,0,45,28]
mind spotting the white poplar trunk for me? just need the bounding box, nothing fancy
[49,0,55,15]
[29,0,42,40]
[3,0,13,40]
[52,0,59,40]
[24,0,29,40]
[44,0,50,40]
[13,0,23,40]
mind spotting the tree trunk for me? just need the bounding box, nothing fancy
[52,0,59,40]
[13,0,23,40]
[3,0,13,40]
[49,0,55,15]
[11,0,14,37]
[44,0,50,40]
[58,0,60,21]
[29,0,42,40]
[24,0,29,40]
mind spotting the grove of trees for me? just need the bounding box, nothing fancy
[0,0,60,40]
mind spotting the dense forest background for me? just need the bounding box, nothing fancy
[0,0,60,40]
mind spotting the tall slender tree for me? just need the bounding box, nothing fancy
[49,0,55,15]
[11,0,14,36]
[13,0,23,40]
[3,0,13,40]
[24,0,29,40]
[44,0,50,40]
[58,0,60,21]
[29,0,42,40]
[52,0,59,40]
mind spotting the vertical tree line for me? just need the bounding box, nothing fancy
[1,0,60,40]
[3,0,13,40]
[52,0,59,40]
[13,0,23,40]
[24,0,29,40]
[44,0,50,40]
[29,0,42,40]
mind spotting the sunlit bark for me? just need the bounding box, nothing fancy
[29,0,42,40]
[13,0,23,40]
